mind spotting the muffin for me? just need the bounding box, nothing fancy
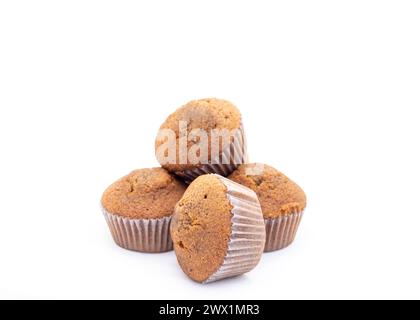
[171,174,265,283]
[155,98,248,184]
[228,163,307,252]
[101,168,187,253]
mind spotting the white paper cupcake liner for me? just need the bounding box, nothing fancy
[102,208,173,253]
[175,123,248,184]
[264,211,304,252]
[204,175,266,283]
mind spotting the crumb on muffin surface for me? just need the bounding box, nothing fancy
[101,168,186,219]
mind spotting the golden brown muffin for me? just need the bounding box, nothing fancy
[155,98,244,174]
[171,174,265,283]
[228,163,306,219]
[101,168,187,219]
[171,175,232,282]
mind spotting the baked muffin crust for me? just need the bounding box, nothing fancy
[101,168,186,219]
[171,174,233,283]
[155,98,242,172]
[228,163,306,218]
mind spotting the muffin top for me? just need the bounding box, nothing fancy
[171,174,233,283]
[155,98,242,172]
[228,163,306,218]
[101,168,187,219]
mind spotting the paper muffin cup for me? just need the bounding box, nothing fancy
[175,123,248,184]
[264,211,304,252]
[102,208,173,253]
[204,176,266,283]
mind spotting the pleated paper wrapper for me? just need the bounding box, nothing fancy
[103,208,173,253]
[264,211,304,252]
[204,176,266,283]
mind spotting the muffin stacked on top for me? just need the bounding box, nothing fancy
[101,98,307,283]
[155,98,247,183]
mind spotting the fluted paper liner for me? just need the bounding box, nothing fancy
[102,208,173,253]
[264,211,304,252]
[175,123,248,184]
[204,175,266,283]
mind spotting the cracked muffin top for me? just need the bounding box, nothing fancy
[228,163,306,218]
[101,168,187,219]
[170,174,233,282]
[155,98,242,172]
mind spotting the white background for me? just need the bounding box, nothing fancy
[0,1,419,300]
